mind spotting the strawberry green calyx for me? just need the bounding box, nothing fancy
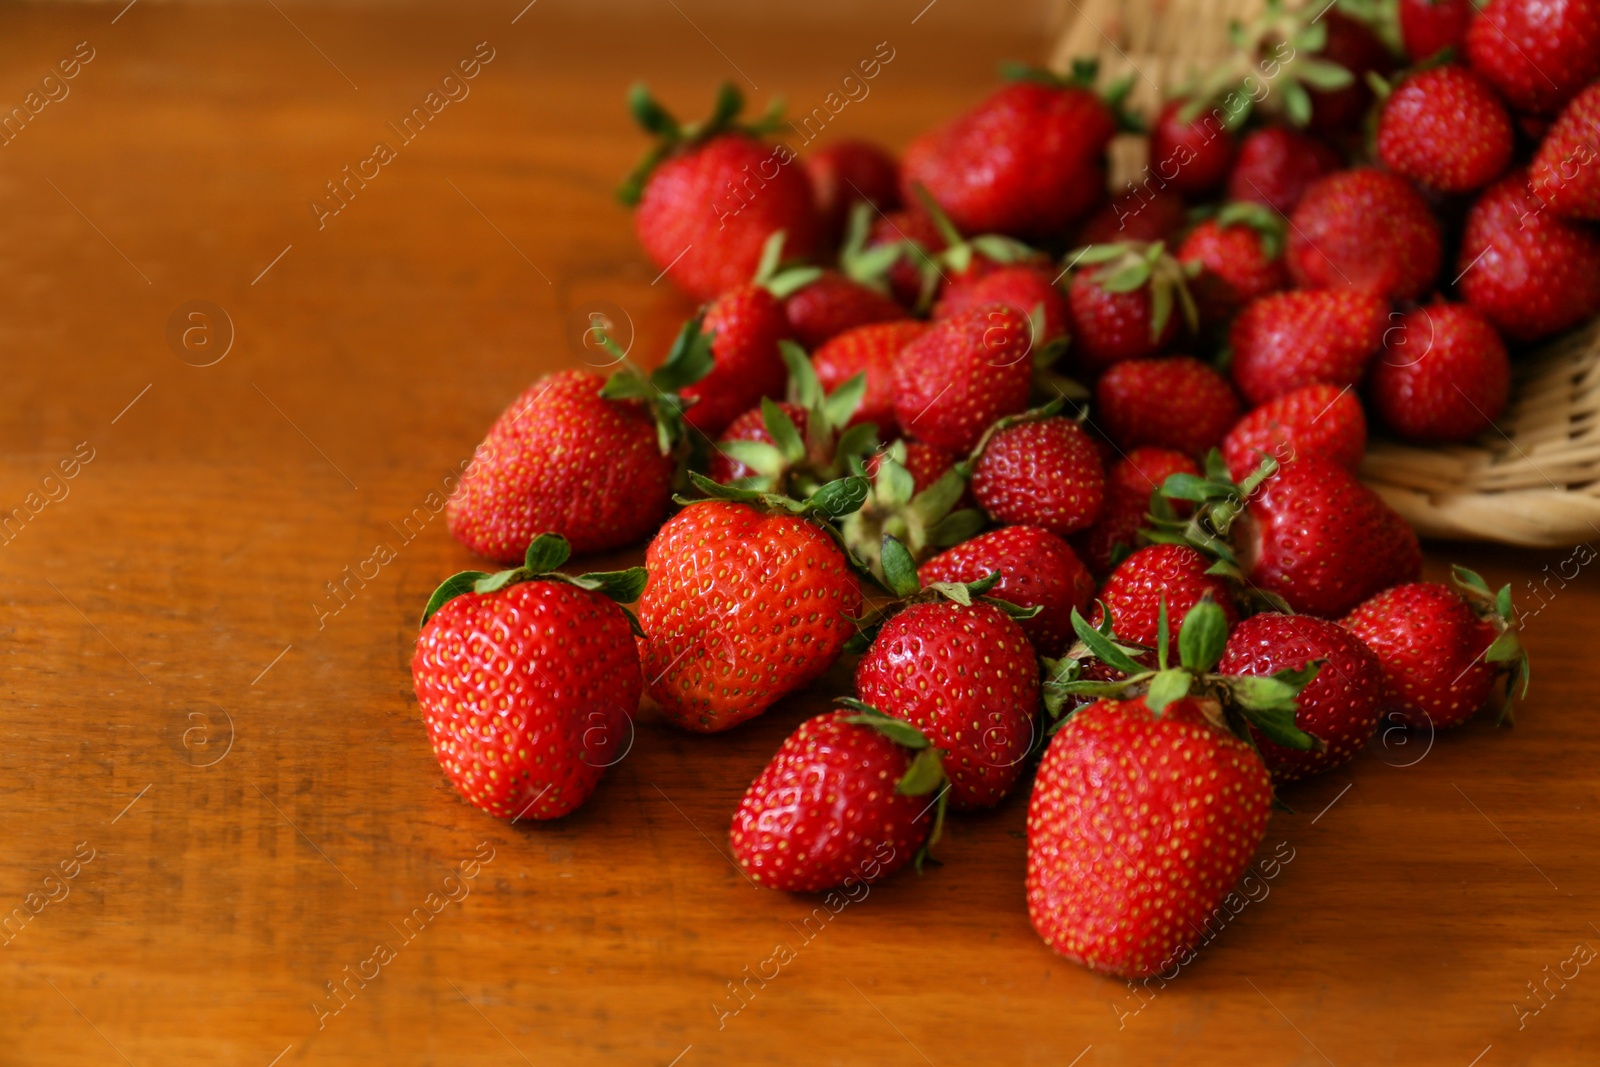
[617,82,788,205]
[840,443,985,581]
[905,184,1038,310]
[848,535,1040,646]
[681,468,868,523]
[751,230,823,300]
[838,202,903,294]
[420,533,647,630]
[1065,240,1200,342]
[1184,0,1356,128]
[1207,201,1288,259]
[1451,564,1531,722]
[598,317,715,454]
[1001,57,1144,133]
[836,699,951,869]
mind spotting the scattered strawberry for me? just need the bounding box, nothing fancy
[1073,448,1199,575]
[1369,301,1511,442]
[779,271,910,350]
[1377,66,1514,193]
[1149,97,1236,199]
[1229,288,1388,406]
[812,320,927,438]
[893,303,1034,453]
[1095,356,1241,459]
[1076,188,1190,245]
[804,139,902,250]
[969,411,1106,538]
[412,535,646,820]
[1400,0,1474,61]
[1529,82,1600,219]
[1287,167,1443,301]
[933,263,1070,347]
[686,282,794,436]
[1176,203,1290,330]
[1466,0,1600,115]
[919,525,1096,657]
[1226,126,1343,214]
[1065,242,1197,372]
[1221,382,1367,481]
[1092,542,1238,647]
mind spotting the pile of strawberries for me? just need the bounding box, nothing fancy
[408,0,1585,978]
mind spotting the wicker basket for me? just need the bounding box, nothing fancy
[1050,0,1600,548]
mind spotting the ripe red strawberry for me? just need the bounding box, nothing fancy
[1092,543,1238,648]
[1227,126,1343,214]
[1076,188,1189,245]
[1176,205,1290,330]
[621,85,818,301]
[1217,613,1383,782]
[1307,11,1396,135]
[729,708,943,892]
[1343,568,1527,728]
[893,303,1033,453]
[933,263,1070,346]
[447,369,677,563]
[1229,289,1388,406]
[1457,168,1600,341]
[1369,301,1510,442]
[901,73,1116,243]
[684,284,793,436]
[1529,82,1600,219]
[779,271,909,350]
[812,320,927,438]
[1027,692,1271,977]
[707,401,809,485]
[918,525,1096,657]
[1401,0,1473,59]
[1377,66,1514,193]
[1066,242,1197,372]
[862,208,947,308]
[1221,382,1367,481]
[804,139,901,250]
[1073,447,1199,575]
[1095,356,1241,459]
[970,414,1106,537]
[1149,97,1237,199]
[637,496,862,732]
[1287,168,1443,301]
[1466,0,1600,115]
[856,598,1041,809]
[412,535,645,820]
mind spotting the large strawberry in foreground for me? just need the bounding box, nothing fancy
[412,535,646,821]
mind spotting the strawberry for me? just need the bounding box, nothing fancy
[708,402,808,485]
[1368,301,1511,442]
[1217,612,1383,782]
[1306,11,1396,135]
[901,69,1116,244]
[1065,242,1197,372]
[1529,82,1600,219]
[447,368,682,564]
[856,541,1042,809]
[1221,382,1367,481]
[1456,168,1600,341]
[803,139,901,250]
[778,271,910,350]
[1342,566,1529,728]
[812,320,927,438]
[1400,0,1474,61]
[969,411,1106,538]
[1077,188,1188,247]
[1226,126,1344,214]
[1466,0,1600,115]
[1149,97,1237,199]
[1378,66,1514,193]
[621,84,818,301]
[1094,356,1241,459]
[918,525,1096,657]
[412,535,646,820]
[1073,447,1199,575]
[1287,168,1443,301]
[1228,289,1388,407]
[860,208,947,308]
[1092,542,1238,648]
[729,708,945,892]
[636,482,865,732]
[1176,204,1290,330]
[684,281,794,436]
[892,303,1034,453]
[933,263,1070,347]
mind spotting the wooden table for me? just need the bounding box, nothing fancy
[2,3,1597,1064]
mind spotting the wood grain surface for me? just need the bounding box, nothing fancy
[1,3,1597,1065]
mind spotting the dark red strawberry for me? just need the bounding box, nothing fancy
[1095,356,1241,459]
[622,84,818,301]
[1466,0,1600,115]
[1529,82,1600,219]
[1227,126,1344,214]
[682,285,794,436]
[812,320,927,438]
[1400,0,1474,60]
[1369,301,1511,442]
[1092,543,1238,647]
[1306,11,1396,135]
[1378,66,1514,193]
[1221,382,1367,481]
[1176,204,1290,330]
[1076,188,1189,245]
[970,413,1106,537]
[1149,97,1237,199]
[804,139,902,249]
[919,525,1096,657]
[1073,447,1199,575]
[729,708,944,892]
[1066,242,1197,372]
[893,304,1034,453]
[1229,289,1388,406]
[934,263,1070,347]
[779,271,910,350]
[412,535,645,820]
[1457,168,1600,341]
[1287,168,1442,301]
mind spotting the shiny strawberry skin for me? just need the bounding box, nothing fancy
[1239,457,1422,618]
[783,271,910,350]
[893,303,1033,453]
[685,285,793,436]
[638,501,861,732]
[1287,168,1443,301]
[901,81,1115,243]
[1177,217,1290,328]
[1026,694,1272,977]
[812,320,928,439]
[1342,582,1501,729]
[447,369,676,564]
[1095,356,1241,459]
[1529,82,1600,219]
[729,710,928,892]
[804,139,902,249]
[1149,98,1236,199]
[1369,301,1510,442]
[1457,168,1600,342]
[1222,382,1367,481]
[1400,0,1474,60]
[636,133,819,301]
[1076,188,1189,245]
[1067,271,1181,371]
[412,581,641,820]
[1229,289,1388,407]
[918,525,1096,658]
[1217,613,1383,783]
[855,600,1041,810]
[1227,127,1343,214]
[971,416,1106,537]
[709,402,809,484]
[1092,543,1238,648]
[1073,448,1199,575]
[933,264,1070,345]
[1466,0,1600,115]
[1378,66,1514,193]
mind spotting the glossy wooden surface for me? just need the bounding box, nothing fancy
[2,3,1598,1064]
